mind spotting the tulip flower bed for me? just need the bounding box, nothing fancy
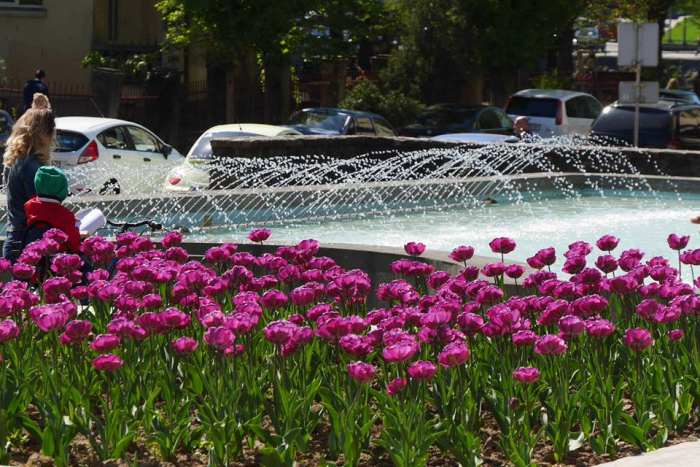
[3,229,700,467]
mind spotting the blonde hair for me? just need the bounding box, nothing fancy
[4,94,55,167]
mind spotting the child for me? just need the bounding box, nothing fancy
[23,166,81,252]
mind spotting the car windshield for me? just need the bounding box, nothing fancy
[416,110,469,126]
[55,130,89,152]
[506,97,559,118]
[287,111,348,132]
[188,131,261,159]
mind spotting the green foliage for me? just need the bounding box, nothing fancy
[81,51,154,76]
[530,69,574,91]
[339,80,424,130]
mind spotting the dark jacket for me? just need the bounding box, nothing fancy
[23,79,49,111]
[4,156,42,231]
[24,196,81,253]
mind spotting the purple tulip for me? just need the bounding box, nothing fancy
[63,320,92,342]
[667,234,690,251]
[526,256,545,270]
[438,341,470,368]
[595,255,619,274]
[260,290,288,309]
[535,247,557,266]
[669,329,684,342]
[562,256,586,274]
[482,263,506,278]
[264,320,297,346]
[512,330,538,347]
[347,361,376,383]
[457,312,484,337]
[90,334,121,353]
[204,326,235,349]
[12,263,34,280]
[404,242,426,257]
[586,318,616,338]
[248,228,271,243]
[205,247,230,265]
[51,254,83,275]
[0,320,20,342]
[534,334,567,356]
[505,265,526,279]
[224,312,259,334]
[475,285,504,305]
[92,354,124,372]
[407,360,437,381]
[558,315,585,340]
[162,231,184,249]
[513,367,541,384]
[596,235,620,252]
[339,334,373,357]
[33,309,68,333]
[171,337,199,354]
[387,377,408,395]
[489,237,516,255]
[623,328,654,351]
[382,340,420,363]
[315,317,352,342]
[449,246,474,263]
[608,275,638,295]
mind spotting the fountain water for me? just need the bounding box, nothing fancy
[0,138,694,263]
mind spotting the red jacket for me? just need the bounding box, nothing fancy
[24,196,81,253]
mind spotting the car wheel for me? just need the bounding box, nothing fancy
[99,178,121,195]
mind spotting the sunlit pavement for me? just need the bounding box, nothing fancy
[599,441,700,466]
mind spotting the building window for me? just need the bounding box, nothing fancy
[0,0,43,6]
[108,0,119,42]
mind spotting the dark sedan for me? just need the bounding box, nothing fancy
[400,104,514,138]
[589,102,700,150]
[285,108,397,136]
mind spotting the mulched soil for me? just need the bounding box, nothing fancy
[9,411,700,466]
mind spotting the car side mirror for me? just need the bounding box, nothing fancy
[162,145,173,158]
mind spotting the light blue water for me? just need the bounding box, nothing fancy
[195,189,699,265]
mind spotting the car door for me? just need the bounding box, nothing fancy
[476,109,507,135]
[119,125,169,193]
[372,117,397,136]
[493,108,515,135]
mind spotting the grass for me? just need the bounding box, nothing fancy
[663,17,700,45]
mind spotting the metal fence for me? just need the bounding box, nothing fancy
[0,78,101,118]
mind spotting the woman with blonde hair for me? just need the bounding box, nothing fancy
[3,94,55,262]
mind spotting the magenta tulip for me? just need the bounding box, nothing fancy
[382,340,420,363]
[513,367,541,384]
[449,246,474,263]
[248,228,271,243]
[404,242,426,257]
[596,235,620,252]
[387,377,408,395]
[204,326,235,349]
[438,341,470,368]
[171,337,199,354]
[92,354,124,372]
[347,361,376,383]
[0,320,20,342]
[534,334,567,355]
[407,360,437,381]
[623,328,654,351]
[667,234,690,251]
[489,237,516,254]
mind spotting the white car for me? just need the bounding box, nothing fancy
[432,133,519,143]
[505,89,603,137]
[164,124,301,191]
[54,117,184,195]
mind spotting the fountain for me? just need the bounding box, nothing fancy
[0,138,696,265]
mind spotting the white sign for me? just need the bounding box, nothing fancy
[618,23,659,67]
[618,81,659,104]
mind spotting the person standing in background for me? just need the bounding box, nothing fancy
[23,70,49,113]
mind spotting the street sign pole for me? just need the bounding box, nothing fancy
[634,24,641,148]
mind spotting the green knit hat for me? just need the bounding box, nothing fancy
[34,166,69,202]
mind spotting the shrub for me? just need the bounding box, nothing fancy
[340,80,424,131]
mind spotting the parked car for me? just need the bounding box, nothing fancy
[659,89,700,105]
[0,110,14,150]
[505,89,603,137]
[400,104,514,138]
[285,108,397,136]
[573,26,604,51]
[164,124,302,191]
[432,133,519,143]
[589,101,700,150]
[53,117,184,195]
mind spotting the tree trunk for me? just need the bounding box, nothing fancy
[459,71,484,105]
